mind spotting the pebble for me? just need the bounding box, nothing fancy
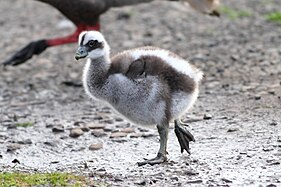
[69,128,84,138]
[7,144,21,152]
[86,123,106,129]
[89,143,103,151]
[185,179,203,184]
[121,127,135,133]
[16,139,32,145]
[115,117,124,122]
[227,128,240,132]
[222,178,232,183]
[110,132,128,138]
[130,133,142,138]
[142,133,156,138]
[254,95,261,100]
[12,159,20,164]
[52,125,65,133]
[44,141,58,147]
[203,114,212,120]
[116,123,130,128]
[269,121,278,126]
[135,179,147,186]
[101,119,114,124]
[104,126,118,132]
[80,126,90,132]
[111,139,127,143]
[91,130,107,137]
[184,170,199,176]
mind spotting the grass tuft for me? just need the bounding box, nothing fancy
[265,12,281,24]
[219,6,252,20]
[15,122,33,127]
[0,172,88,187]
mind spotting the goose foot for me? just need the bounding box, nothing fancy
[2,40,48,66]
[137,152,167,166]
[174,119,195,154]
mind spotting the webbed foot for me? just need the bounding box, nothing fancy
[137,152,167,166]
[2,40,48,66]
[174,119,195,154]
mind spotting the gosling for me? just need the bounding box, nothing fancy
[75,31,203,166]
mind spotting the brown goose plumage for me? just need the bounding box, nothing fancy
[2,0,220,66]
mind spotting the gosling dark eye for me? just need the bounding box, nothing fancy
[88,40,97,47]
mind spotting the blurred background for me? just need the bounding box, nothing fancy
[0,0,281,186]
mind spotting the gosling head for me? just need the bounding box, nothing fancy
[75,31,110,60]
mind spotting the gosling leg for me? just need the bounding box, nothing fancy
[137,122,169,166]
[174,119,195,154]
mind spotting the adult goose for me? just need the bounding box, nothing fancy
[75,31,203,166]
[2,0,220,66]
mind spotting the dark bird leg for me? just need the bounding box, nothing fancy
[2,40,48,66]
[174,119,195,154]
[137,122,169,166]
[2,23,100,66]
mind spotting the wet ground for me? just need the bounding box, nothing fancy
[0,0,281,186]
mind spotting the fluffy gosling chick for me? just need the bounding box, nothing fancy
[75,31,203,166]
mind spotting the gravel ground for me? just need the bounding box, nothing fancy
[0,0,281,186]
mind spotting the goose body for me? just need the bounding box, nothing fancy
[76,31,203,165]
[2,0,220,66]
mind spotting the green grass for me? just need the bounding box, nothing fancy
[219,6,252,20]
[265,12,281,24]
[0,172,89,187]
[15,122,33,127]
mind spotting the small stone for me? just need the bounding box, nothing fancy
[130,133,142,138]
[121,127,135,133]
[89,143,103,151]
[7,124,17,129]
[135,179,147,186]
[269,121,278,126]
[222,178,232,183]
[111,139,127,143]
[104,126,118,132]
[52,125,64,133]
[184,170,199,176]
[203,114,212,120]
[263,147,274,152]
[138,128,149,132]
[69,128,84,138]
[114,177,123,182]
[7,144,21,152]
[227,128,239,132]
[101,119,114,124]
[44,141,58,147]
[115,117,124,122]
[50,161,60,164]
[142,133,156,138]
[116,123,130,128]
[186,179,203,184]
[254,95,261,100]
[87,123,106,129]
[267,184,277,187]
[91,130,107,137]
[73,121,84,126]
[268,90,275,95]
[12,159,20,164]
[80,126,90,132]
[46,124,54,128]
[17,139,32,145]
[110,132,128,138]
[170,176,179,181]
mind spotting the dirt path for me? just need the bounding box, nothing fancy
[0,0,281,186]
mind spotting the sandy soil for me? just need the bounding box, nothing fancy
[0,0,281,186]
